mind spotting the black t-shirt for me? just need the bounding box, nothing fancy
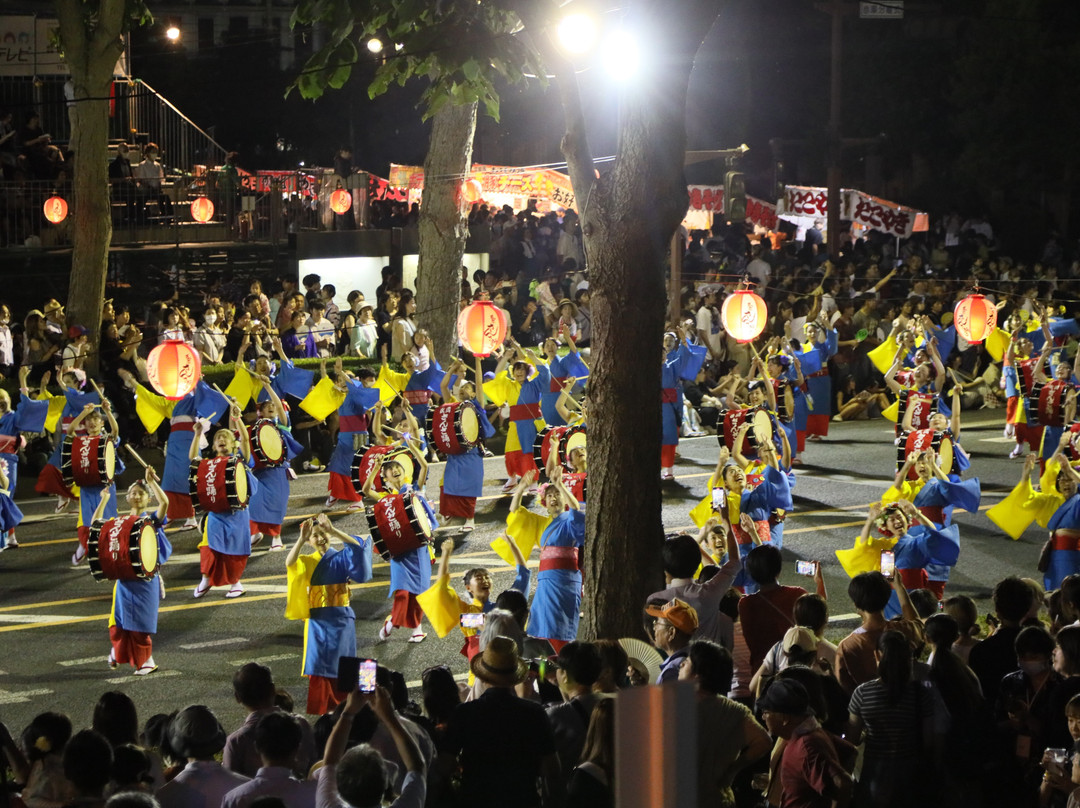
[444,687,556,808]
[968,624,1022,708]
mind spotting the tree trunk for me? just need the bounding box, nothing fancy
[416,101,478,363]
[565,0,724,640]
[56,0,127,375]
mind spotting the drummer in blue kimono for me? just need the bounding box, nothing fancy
[661,325,708,480]
[323,361,381,509]
[503,467,585,653]
[93,466,173,676]
[248,375,304,551]
[69,401,124,566]
[1029,339,1080,467]
[118,369,229,531]
[284,513,374,715]
[0,366,49,550]
[36,370,96,514]
[884,337,948,433]
[539,325,589,426]
[437,357,495,531]
[363,437,437,644]
[190,404,258,599]
[377,335,442,430]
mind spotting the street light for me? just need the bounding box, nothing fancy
[558,12,597,54]
[165,25,180,41]
[602,28,639,80]
[367,38,384,54]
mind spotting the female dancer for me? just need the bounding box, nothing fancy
[95,467,172,675]
[364,436,436,644]
[504,468,585,652]
[0,367,49,549]
[323,361,381,508]
[285,514,374,714]
[69,401,123,565]
[661,326,708,480]
[248,375,303,550]
[438,357,495,531]
[539,325,588,426]
[191,404,257,599]
[484,340,550,492]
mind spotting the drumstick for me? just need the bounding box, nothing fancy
[124,444,150,470]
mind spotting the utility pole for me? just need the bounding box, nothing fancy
[815,0,852,260]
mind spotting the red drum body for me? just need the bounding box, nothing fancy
[352,445,415,494]
[62,436,116,488]
[88,515,159,582]
[1037,380,1070,427]
[533,424,587,473]
[897,429,953,479]
[721,407,774,455]
[250,419,286,470]
[899,390,937,432]
[426,402,480,457]
[189,456,249,513]
[366,491,432,561]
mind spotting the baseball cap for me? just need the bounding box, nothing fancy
[646,598,699,636]
[782,626,818,656]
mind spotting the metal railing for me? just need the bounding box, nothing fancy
[121,79,227,171]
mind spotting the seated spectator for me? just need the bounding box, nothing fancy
[314,686,425,808]
[63,730,114,808]
[443,636,560,808]
[222,712,315,808]
[108,745,154,796]
[738,545,814,671]
[2,711,76,808]
[156,705,249,808]
[646,598,699,684]
[224,663,316,779]
[835,572,924,696]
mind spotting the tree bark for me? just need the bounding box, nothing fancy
[563,0,724,640]
[56,0,128,374]
[416,101,478,363]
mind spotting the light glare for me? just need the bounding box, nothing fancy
[602,29,639,80]
[558,13,597,54]
[367,38,384,54]
[165,26,180,41]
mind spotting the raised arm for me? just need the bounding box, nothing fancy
[885,358,903,394]
[509,469,538,513]
[189,420,204,461]
[231,405,251,463]
[1034,342,1052,383]
[144,467,168,521]
[860,503,881,543]
[91,488,111,524]
[732,422,752,469]
[314,513,361,546]
[435,537,454,580]
[257,375,288,423]
[440,361,459,402]
[948,375,962,438]
[473,356,486,408]
[893,455,915,489]
[928,340,946,394]
[362,454,385,500]
[551,463,579,511]
[285,519,313,567]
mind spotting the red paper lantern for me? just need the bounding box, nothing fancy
[463,179,483,204]
[721,289,767,343]
[190,197,215,223]
[330,189,352,214]
[43,196,68,224]
[953,293,997,344]
[457,300,507,357]
[147,340,202,400]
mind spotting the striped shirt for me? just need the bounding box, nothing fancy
[849,678,935,759]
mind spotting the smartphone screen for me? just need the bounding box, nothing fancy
[795,560,815,576]
[358,659,378,693]
[880,551,895,579]
[460,612,485,629]
[337,656,360,692]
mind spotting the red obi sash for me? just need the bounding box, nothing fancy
[661,388,678,403]
[338,414,368,433]
[170,421,195,433]
[1052,531,1080,552]
[539,545,579,572]
[403,389,431,405]
[509,402,542,421]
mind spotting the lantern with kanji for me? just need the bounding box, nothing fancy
[190,197,214,223]
[457,300,507,357]
[463,178,483,204]
[720,286,768,343]
[953,290,997,344]
[330,189,352,214]
[147,340,202,400]
[43,196,68,224]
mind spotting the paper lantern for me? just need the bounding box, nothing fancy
[330,189,352,214]
[457,300,507,357]
[463,179,483,204]
[147,340,202,400]
[190,197,214,223]
[43,196,68,224]
[721,289,767,343]
[953,293,997,344]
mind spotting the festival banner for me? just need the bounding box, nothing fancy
[779,185,928,239]
[686,185,779,230]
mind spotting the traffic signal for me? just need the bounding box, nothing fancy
[725,171,746,222]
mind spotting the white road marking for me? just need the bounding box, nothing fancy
[179,637,249,650]
[234,584,288,593]
[59,656,111,667]
[104,670,183,685]
[0,688,53,704]
[0,614,77,624]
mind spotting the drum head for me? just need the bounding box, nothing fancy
[233,461,249,502]
[459,406,479,444]
[138,523,158,577]
[258,423,284,462]
[103,441,116,479]
[752,410,773,446]
[414,499,433,538]
[938,437,954,474]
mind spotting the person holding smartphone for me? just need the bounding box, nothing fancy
[285,514,374,716]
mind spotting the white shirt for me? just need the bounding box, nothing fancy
[156,760,250,808]
[0,324,12,366]
[222,766,316,808]
[316,763,425,808]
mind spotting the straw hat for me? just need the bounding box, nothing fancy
[470,635,528,686]
[43,299,64,316]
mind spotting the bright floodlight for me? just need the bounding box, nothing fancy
[602,29,639,80]
[367,38,384,54]
[558,12,597,54]
[165,26,180,41]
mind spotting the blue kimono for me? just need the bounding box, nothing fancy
[254,360,315,404]
[662,341,708,448]
[201,456,259,557]
[286,540,374,678]
[0,394,48,492]
[1045,496,1080,591]
[882,523,961,619]
[163,383,229,497]
[442,401,496,500]
[75,435,125,533]
[383,483,436,596]
[801,329,838,432]
[111,515,173,634]
[529,509,587,642]
[326,381,381,479]
[249,421,304,528]
[540,352,590,426]
[48,388,100,469]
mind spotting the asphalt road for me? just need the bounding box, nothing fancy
[0,411,1040,732]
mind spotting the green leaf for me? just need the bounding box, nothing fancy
[462,58,479,82]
